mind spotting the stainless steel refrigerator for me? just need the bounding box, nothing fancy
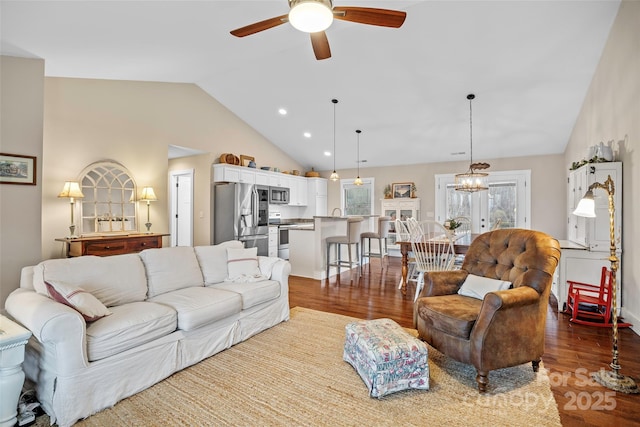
[213,182,269,256]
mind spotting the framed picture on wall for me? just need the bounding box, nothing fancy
[0,153,37,185]
[392,182,412,199]
[240,155,255,167]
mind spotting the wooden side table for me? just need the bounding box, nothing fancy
[56,233,169,257]
[0,316,32,427]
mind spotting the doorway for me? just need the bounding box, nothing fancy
[169,169,194,246]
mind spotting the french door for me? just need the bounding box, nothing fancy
[435,170,530,233]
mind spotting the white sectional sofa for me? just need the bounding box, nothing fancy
[5,240,291,427]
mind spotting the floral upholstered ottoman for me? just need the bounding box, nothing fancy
[343,318,429,398]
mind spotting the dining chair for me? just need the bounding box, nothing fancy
[453,216,471,235]
[407,219,456,301]
[395,219,419,288]
[451,216,471,268]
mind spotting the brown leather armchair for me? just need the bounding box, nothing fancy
[414,229,561,392]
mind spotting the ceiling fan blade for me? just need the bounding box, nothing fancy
[230,14,289,37]
[310,32,331,60]
[333,7,406,28]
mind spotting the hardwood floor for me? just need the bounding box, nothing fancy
[288,257,640,427]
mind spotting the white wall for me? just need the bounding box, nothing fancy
[323,153,566,239]
[0,56,44,309]
[564,0,640,329]
[42,77,304,260]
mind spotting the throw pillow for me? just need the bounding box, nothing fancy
[45,280,112,321]
[226,247,265,282]
[457,274,512,300]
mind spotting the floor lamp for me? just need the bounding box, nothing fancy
[58,181,84,238]
[573,174,639,394]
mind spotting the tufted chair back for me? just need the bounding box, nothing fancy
[461,228,561,295]
[414,228,561,393]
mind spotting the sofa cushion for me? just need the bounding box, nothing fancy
[209,280,281,310]
[140,247,204,298]
[45,280,112,322]
[149,287,242,331]
[34,254,148,306]
[457,274,512,300]
[194,240,244,285]
[417,294,483,339]
[226,247,263,281]
[86,301,177,362]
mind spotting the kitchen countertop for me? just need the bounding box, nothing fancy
[313,215,379,219]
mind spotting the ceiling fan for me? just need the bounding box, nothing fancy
[230,0,407,60]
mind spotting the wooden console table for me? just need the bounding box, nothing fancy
[56,233,169,257]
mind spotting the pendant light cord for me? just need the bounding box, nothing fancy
[468,93,475,170]
[356,129,361,177]
[332,99,338,172]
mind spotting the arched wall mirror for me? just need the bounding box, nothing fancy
[78,160,138,234]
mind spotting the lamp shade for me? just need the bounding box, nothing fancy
[572,190,596,217]
[289,0,333,33]
[139,187,157,202]
[58,181,84,199]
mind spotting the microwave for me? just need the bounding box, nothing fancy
[269,186,290,204]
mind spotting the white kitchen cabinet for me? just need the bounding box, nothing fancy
[255,171,269,186]
[381,198,420,253]
[303,178,328,217]
[286,176,307,206]
[269,174,288,188]
[557,161,623,312]
[212,164,255,184]
[268,225,278,257]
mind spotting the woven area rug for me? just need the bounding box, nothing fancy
[37,307,561,426]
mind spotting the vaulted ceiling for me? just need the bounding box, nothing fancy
[1,1,620,170]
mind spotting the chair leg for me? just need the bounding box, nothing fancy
[414,272,424,302]
[337,244,341,275]
[476,371,489,393]
[326,243,331,279]
[532,360,540,372]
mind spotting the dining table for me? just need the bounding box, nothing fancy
[397,232,479,295]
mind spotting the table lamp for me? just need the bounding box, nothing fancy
[58,181,84,238]
[573,174,638,394]
[139,186,157,233]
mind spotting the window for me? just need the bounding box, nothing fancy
[340,178,374,216]
[79,161,138,234]
[435,170,530,233]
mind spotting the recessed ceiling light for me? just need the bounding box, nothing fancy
[303,132,311,138]
[324,151,331,156]
[278,108,287,115]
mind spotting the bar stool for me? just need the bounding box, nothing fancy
[360,216,392,272]
[326,217,364,277]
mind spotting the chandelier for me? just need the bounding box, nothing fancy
[455,94,489,192]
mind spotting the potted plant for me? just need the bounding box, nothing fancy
[411,183,417,198]
[444,218,461,235]
[384,184,392,199]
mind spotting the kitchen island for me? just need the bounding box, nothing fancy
[289,216,376,279]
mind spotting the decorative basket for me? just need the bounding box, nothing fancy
[305,168,320,177]
[220,153,240,165]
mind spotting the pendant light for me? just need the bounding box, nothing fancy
[354,129,363,185]
[329,99,340,181]
[455,94,489,192]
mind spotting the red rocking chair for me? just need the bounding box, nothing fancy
[565,266,631,328]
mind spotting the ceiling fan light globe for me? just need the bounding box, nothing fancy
[289,1,334,33]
